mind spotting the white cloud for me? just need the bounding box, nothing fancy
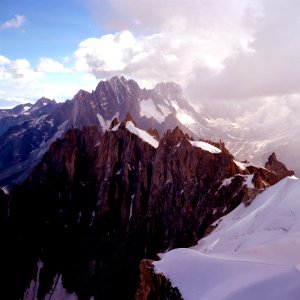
[184,0,300,101]
[0,56,40,82]
[74,31,138,74]
[0,57,43,103]
[1,0,299,115]
[0,56,88,104]
[0,55,10,65]
[77,0,260,87]
[9,59,38,80]
[0,55,11,80]
[0,15,26,30]
[80,0,300,103]
[36,58,71,73]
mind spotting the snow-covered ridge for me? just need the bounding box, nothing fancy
[196,176,300,256]
[189,140,221,154]
[126,121,159,148]
[111,121,159,148]
[154,176,300,300]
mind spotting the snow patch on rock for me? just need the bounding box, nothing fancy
[140,99,165,123]
[126,121,159,148]
[189,140,221,154]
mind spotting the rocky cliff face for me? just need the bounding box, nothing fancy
[135,259,182,300]
[2,117,292,300]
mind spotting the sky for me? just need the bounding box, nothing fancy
[0,0,300,112]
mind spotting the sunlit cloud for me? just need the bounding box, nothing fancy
[77,0,260,88]
[36,58,72,73]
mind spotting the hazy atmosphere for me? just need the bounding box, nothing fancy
[1,0,299,106]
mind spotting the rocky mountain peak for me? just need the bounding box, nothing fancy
[96,75,128,92]
[109,117,120,129]
[265,152,295,179]
[109,75,127,84]
[124,112,134,122]
[268,152,277,161]
[170,126,186,138]
[74,89,90,101]
[147,128,160,141]
[5,103,33,115]
[94,76,142,111]
[118,113,137,129]
[33,96,55,108]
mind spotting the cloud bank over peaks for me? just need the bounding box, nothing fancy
[2,0,300,112]
[77,0,258,87]
[80,0,300,105]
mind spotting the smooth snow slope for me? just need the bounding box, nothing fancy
[154,176,300,300]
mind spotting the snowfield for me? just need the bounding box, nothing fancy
[154,176,300,300]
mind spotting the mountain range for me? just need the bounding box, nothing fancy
[0,76,298,189]
[0,76,299,299]
[0,76,201,188]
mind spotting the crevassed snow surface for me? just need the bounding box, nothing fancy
[125,121,159,148]
[154,176,300,300]
[189,140,221,154]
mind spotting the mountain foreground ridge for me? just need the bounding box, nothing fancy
[1,114,294,300]
[154,175,300,300]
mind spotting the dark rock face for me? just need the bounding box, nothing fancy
[147,129,240,251]
[0,98,61,187]
[135,260,182,300]
[2,118,293,300]
[0,77,196,188]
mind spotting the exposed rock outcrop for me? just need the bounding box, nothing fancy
[265,152,295,179]
[135,260,182,300]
